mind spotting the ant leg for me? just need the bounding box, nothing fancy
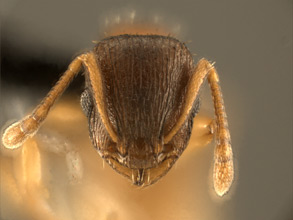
[2,54,86,149]
[164,58,233,196]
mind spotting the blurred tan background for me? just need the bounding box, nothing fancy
[1,0,292,220]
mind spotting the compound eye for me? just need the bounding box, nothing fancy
[80,89,93,117]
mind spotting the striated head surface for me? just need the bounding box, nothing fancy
[82,34,199,186]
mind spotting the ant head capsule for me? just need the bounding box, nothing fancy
[84,34,200,186]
